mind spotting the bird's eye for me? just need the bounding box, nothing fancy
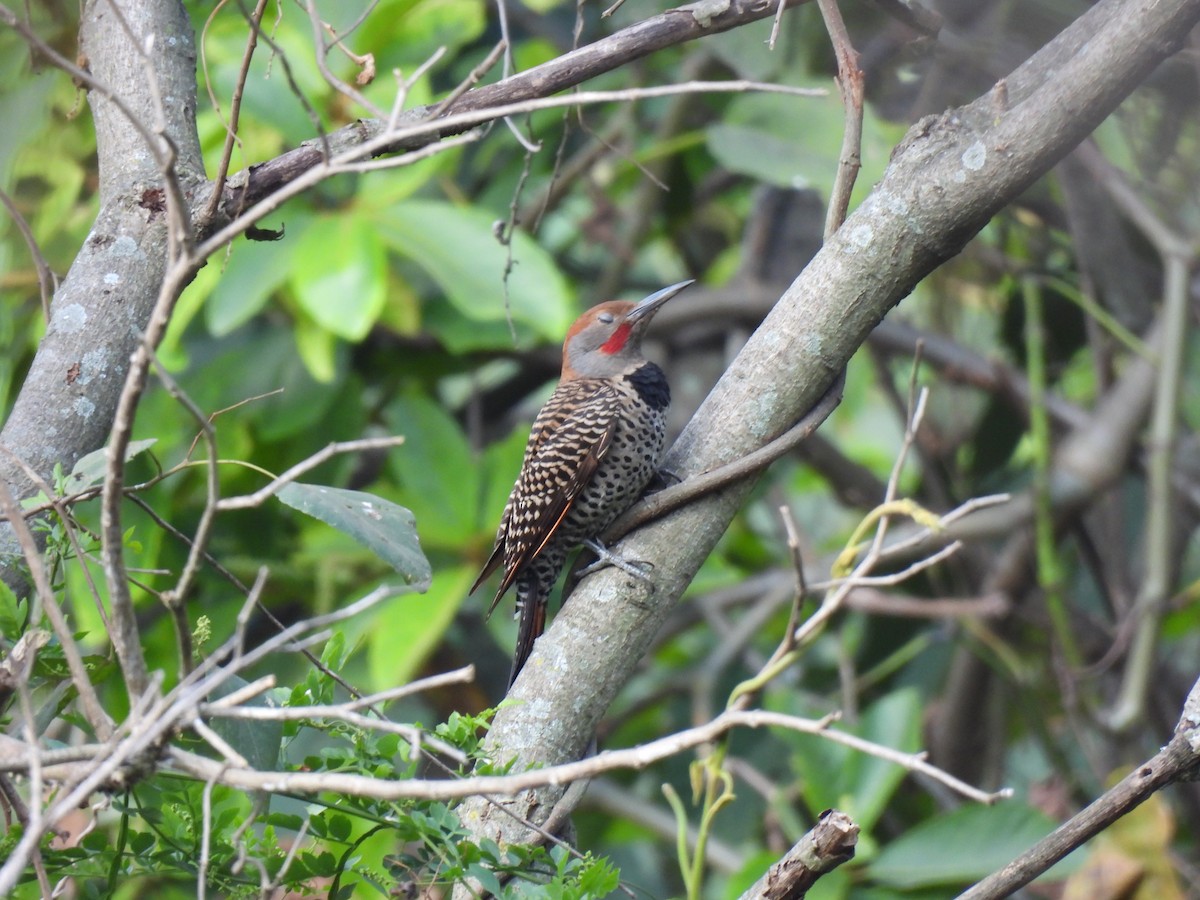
[597,312,615,324]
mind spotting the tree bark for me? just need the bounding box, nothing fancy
[0,0,205,573]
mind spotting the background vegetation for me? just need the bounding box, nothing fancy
[1,0,1199,897]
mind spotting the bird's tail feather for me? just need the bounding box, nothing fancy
[509,588,548,687]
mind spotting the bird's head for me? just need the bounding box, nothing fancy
[561,280,693,380]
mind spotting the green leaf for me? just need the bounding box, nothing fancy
[128,831,155,856]
[574,854,621,896]
[327,814,352,842]
[267,813,305,832]
[707,90,895,200]
[0,580,26,639]
[384,393,478,547]
[205,216,310,336]
[355,0,487,68]
[368,564,473,689]
[207,675,284,771]
[320,630,351,670]
[868,801,1082,889]
[62,439,158,494]
[293,312,340,383]
[466,862,504,897]
[179,328,347,441]
[277,482,432,588]
[375,200,573,349]
[290,216,387,340]
[790,688,922,833]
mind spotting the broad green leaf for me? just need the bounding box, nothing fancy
[327,814,352,843]
[869,801,1081,889]
[790,688,922,833]
[384,393,478,547]
[356,0,486,67]
[706,14,789,81]
[63,439,158,493]
[207,675,284,771]
[376,200,573,348]
[206,216,311,336]
[0,579,26,639]
[175,327,347,441]
[200,16,325,142]
[520,0,568,13]
[277,482,432,587]
[419,300,542,354]
[0,74,54,180]
[293,312,340,384]
[14,146,85,246]
[707,90,895,200]
[290,216,387,340]
[368,564,472,689]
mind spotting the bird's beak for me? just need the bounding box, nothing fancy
[626,279,694,323]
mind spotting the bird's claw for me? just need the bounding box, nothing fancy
[644,467,682,493]
[580,538,656,586]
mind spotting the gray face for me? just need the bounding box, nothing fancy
[561,282,691,380]
[566,307,642,379]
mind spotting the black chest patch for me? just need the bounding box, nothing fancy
[626,363,670,411]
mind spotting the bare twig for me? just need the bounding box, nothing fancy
[203,0,271,224]
[198,702,467,763]
[197,80,825,262]
[303,0,384,119]
[0,185,56,320]
[215,436,407,510]
[816,0,864,237]
[198,762,227,900]
[0,479,112,739]
[164,704,1006,804]
[431,41,506,117]
[1108,251,1193,729]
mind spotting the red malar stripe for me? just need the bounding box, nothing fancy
[600,323,632,354]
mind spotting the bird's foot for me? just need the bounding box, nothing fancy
[643,467,682,494]
[579,538,656,588]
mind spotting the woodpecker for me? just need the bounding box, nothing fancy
[471,280,694,686]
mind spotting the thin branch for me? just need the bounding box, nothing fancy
[198,79,825,262]
[203,0,271,225]
[391,46,449,128]
[303,0,385,119]
[198,702,467,763]
[193,718,249,768]
[431,41,506,117]
[151,358,219,677]
[198,762,226,900]
[0,185,56,320]
[215,436,407,510]
[164,705,1005,804]
[1108,251,1193,729]
[816,0,864,237]
[0,479,112,739]
[738,809,859,899]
